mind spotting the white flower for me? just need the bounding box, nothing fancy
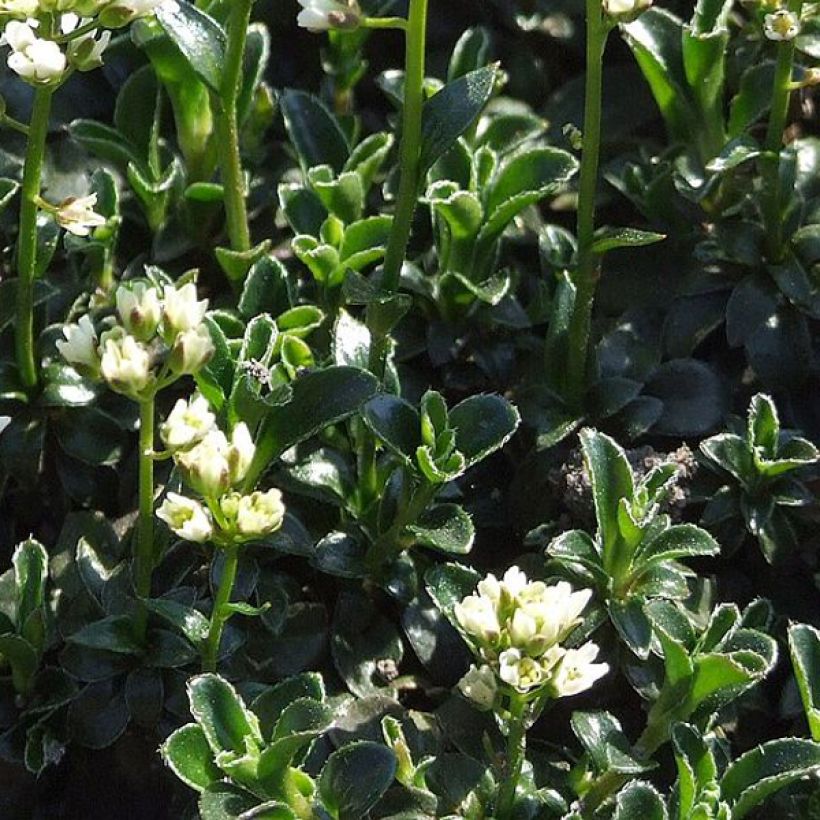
[99,0,166,27]
[457,665,497,710]
[99,328,152,396]
[516,582,593,652]
[162,282,208,337]
[176,423,254,498]
[67,26,111,71]
[57,314,99,373]
[498,648,544,692]
[168,324,214,375]
[160,394,216,451]
[550,642,609,697]
[156,492,213,543]
[115,281,162,341]
[603,0,652,19]
[454,594,501,644]
[0,0,38,18]
[296,0,360,31]
[764,9,799,41]
[55,194,107,236]
[3,21,66,83]
[234,488,286,538]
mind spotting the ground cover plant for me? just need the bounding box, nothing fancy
[0,0,819,816]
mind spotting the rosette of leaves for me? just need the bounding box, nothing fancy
[0,539,78,775]
[698,393,818,562]
[162,672,397,819]
[572,599,781,815]
[544,429,719,658]
[419,139,578,323]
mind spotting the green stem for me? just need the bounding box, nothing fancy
[362,16,407,29]
[379,0,428,296]
[202,544,240,672]
[134,396,156,641]
[496,697,528,818]
[216,0,253,254]
[564,4,609,411]
[15,87,54,391]
[761,6,801,262]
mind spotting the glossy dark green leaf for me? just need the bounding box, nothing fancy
[67,616,141,655]
[251,673,325,740]
[591,227,666,255]
[362,394,420,462]
[571,711,656,775]
[39,365,99,408]
[314,531,367,579]
[238,256,292,320]
[722,738,820,818]
[419,66,497,175]
[125,667,164,727]
[67,679,129,749]
[425,563,481,622]
[156,0,226,93]
[12,539,47,635]
[162,723,221,792]
[788,623,820,741]
[449,393,519,468]
[279,89,350,173]
[635,524,719,567]
[318,741,397,819]
[612,780,668,819]
[143,597,209,644]
[188,674,262,756]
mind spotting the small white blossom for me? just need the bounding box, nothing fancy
[296,0,360,31]
[157,492,213,543]
[55,194,107,236]
[176,423,254,499]
[229,422,255,486]
[99,328,152,396]
[0,0,38,18]
[57,314,99,373]
[550,642,609,697]
[99,0,167,27]
[498,648,545,692]
[3,21,66,83]
[67,26,111,71]
[457,665,497,710]
[603,0,652,20]
[454,594,501,643]
[162,282,208,337]
[160,394,216,451]
[116,281,162,341]
[234,488,286,538]
[764,9,799,41]
[168,324,214,375]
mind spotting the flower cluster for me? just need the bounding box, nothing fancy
[454,567,607,708]
[156,394,286,546]
[57,279,214,400]
[0,0,164,85]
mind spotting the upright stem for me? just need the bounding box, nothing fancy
[216,0,253,254]
[495,697,528,818]
[379,0,428,296]
[202,544,239,672]
[564,4,608,411]
[761,3,801,262]
[15,87,54,392]
[134,396,156,640]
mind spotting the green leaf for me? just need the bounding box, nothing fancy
[571,711,656,775]
[747,393,779,455]
[318,741,397,819]
[788,623,820,741]
[39,364,99,408]
[279,89,350,173]
[419,66,498,175]
[67,616,142,655]
[700,433,754,485]
[0,634,38,693]
[251,674,325,740]
[687,652,769,718]
[249,367,378,486]
[162,724,222,792]
[612,780,668,819]
[449,394,520,468]
[579,429,634,556]
[728,62,776,138]
[12,539,47,634]
[187,674,262,756]
[68,119,142,169]
[238,256,292,320]
[156,0,226,93]
[314,531,367,579]
[408,504,475,555]
[611,599,654,660]
[591,227,666,255]
[425,563,481,622]
[671,723,718,817]
[546,529,607,587]
[635,524,719,567]
[722,738,820,818]
[198,784,256,820]
[273,697,335,741]
[143,597,210,644]
[362,395,421,462]
[55,406,124,466]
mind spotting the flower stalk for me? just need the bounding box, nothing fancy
[202,543,239,672]
[134,395,156,640]
[216,0,253,255]
[495,695,528,819]
[15,85,54,391]
[564,0,610,410]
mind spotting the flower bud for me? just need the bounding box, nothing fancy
[168,324,214,375]
[0,0,38,18]
[603,0,652,21]
[457,665,497,711]
[56,315,100,376]
[160,393,216,451]
[234,489,286,538]
[162,282,209,338]
[296,0,360,31]
[454,595,501,644]
[176,430,232,499]
[156,492,213,543]
[99,328,153,397]
[67,27,111,72]
[3,21,67,84]
[116,281,162,341]
[227,423,255,486]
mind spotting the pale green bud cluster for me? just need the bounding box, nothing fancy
[57,278,214,400]
[0,0,165,86]
[156,393,286,547]
[454,567,607,704]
